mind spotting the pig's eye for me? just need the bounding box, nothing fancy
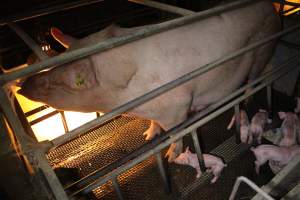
[75,74,85,87]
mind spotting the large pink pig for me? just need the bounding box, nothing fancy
[18,1,280,162]
[251,144,300,174]
[278,112,300,147]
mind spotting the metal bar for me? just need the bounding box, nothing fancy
[229,176,275,200]
[191,130,206,171]
[267,84,272,119]
[29,110,60,126]
[0,0,105,26]
[59,111,69,133]
[155,152,171,193]
[273,0,300,7]
[75,57,300,194]
[7,23,48,60]
[35,150,70,200]
[234,105,241,143]
[0,0,263,85]
[25,105,49,117]
[128,0,195,15]
[49,22,300,149]
[252,154,300,200]
[281,183,300,200]
[65,55,300,192]
[112,176,124,200]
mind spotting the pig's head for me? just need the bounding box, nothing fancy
[173,147,192,165]
[18,58,100,112]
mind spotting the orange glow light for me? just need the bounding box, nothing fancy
[273,0,300,16]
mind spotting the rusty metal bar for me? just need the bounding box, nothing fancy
[75,57,300,194]
[49,22,300,149]
[128,0,195,15]
[7,23,48,60]
[191,130,206,172]
[0,0,262,85]
[0,0,105,26]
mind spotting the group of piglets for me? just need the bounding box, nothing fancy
[173,103,300,183]
[229,103,300,175]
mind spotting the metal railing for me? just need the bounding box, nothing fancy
[0,0,299,199]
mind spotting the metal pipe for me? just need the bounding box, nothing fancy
[75,58,300,194]
[0,0,105,26]
[155,152,171,193]
[128,0,195,15]
[7,23,48,60]
[191,130,206,171]
[59,111,69,133]
[0,0,263,85]
[112,176,124,200]
[50,22,300,148]
[267,84,272,119]
[234,105,241,143]
[65,55,300,191]
[229,176,275,200]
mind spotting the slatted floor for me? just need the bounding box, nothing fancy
[47,89,295,200]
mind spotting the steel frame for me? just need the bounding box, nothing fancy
[0,0,300,199]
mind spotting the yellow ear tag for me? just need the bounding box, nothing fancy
[75,74,85,86]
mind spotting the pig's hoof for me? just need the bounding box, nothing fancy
[143,121,161,140]
[165,143,182,162]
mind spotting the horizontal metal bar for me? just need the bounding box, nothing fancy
[50,22,300,148]
[128,0,195,15]
[229,176,275,200]
[76,57,300,194]
[0,0,260,85]
[25,105,50,117]
[29,110,59,126]
[7,23,48,60]
[0,0,105,26]
[65,55,300,192]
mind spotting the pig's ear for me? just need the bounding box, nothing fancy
[278,112,286,119]
[51,27,76,48]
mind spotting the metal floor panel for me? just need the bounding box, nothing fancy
[46,89,295,200]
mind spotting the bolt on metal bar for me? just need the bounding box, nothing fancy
[234,105,241,143]
[155,152,171,193]
[128,0,195,16]
[267,84,272,119]
[0,0,105,26]
[49,22,300,149]
[229,176,275,200]
[0,0,262,85]
[112,176,124,200]
[7,23,48,61]
[74,58,300,194]
[65,55,300,192]
[191,130,206,172]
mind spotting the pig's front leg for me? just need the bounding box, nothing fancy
[165,139,183,162]
[143,120,161,140]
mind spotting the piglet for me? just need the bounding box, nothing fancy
[250,109,271,144]
[278,112,300,147]
[227,110,252,144]
[251,144,300,174]
[174,147,227,183]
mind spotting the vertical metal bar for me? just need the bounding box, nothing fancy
[155,152,171,193]
[267,84,272,119]
[7,22,48,60]
[112,176,124,200]
[191,130,206,172]
[234,105,241,143]
[59,111,69,133]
